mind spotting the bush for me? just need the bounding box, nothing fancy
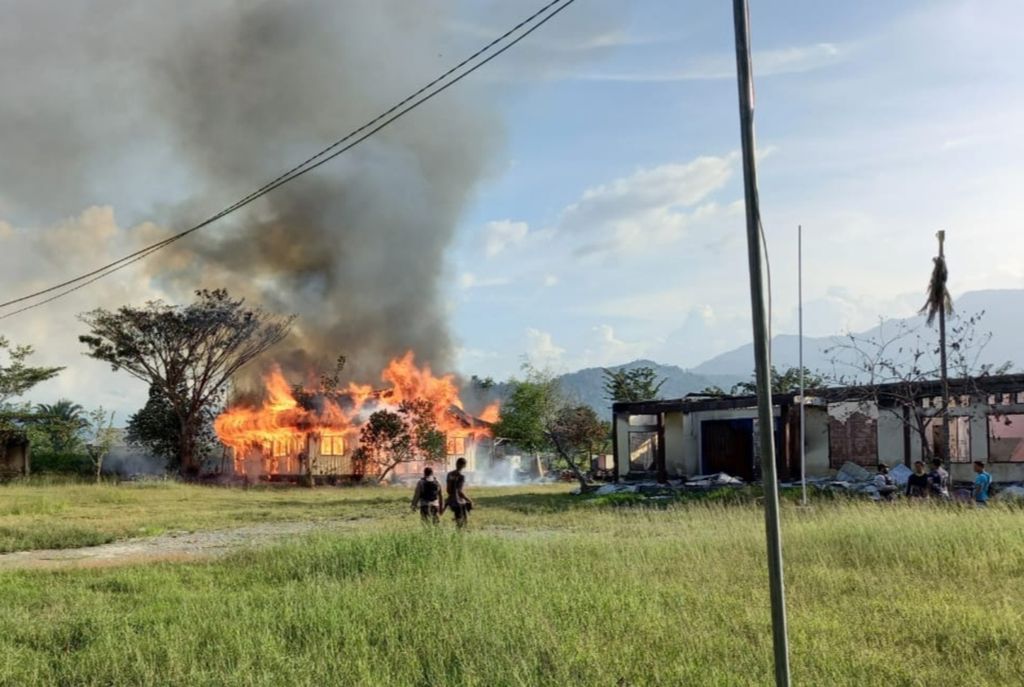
[30,452,93,476]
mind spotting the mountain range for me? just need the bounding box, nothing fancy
[556,289,1023,414]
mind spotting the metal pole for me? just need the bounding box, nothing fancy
[799,225,806,507]
[732,2,792,685]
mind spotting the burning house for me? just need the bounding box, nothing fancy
[214,353,498,482]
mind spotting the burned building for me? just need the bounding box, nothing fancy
[612,374,1024,483]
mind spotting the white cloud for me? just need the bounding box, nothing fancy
[459,272,510,290]
[525,327,565,368]
[581,324,649,367]
[482,220,529,258]
[0,207,167,419]
[543,274,559,287]
[577,42,846,82]
[558,155,736,256]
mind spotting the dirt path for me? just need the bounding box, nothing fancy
[0,521,352,571]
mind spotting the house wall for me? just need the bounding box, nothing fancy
[877,410,905,466]
[663,411,691,477]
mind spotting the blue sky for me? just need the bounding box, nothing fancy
[1,0,1022,419]
[444,0,1024,379]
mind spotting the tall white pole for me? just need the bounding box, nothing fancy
[799,225,806,507]
[732,1,791,684]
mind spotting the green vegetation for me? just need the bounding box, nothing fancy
[1,483,1023,685]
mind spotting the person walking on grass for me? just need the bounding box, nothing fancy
[972,461,993,507]
[411,466,444,524]
[906,461,930,499]
[445,457,474,529]
[874,463,898,501]
[928,458,950,500]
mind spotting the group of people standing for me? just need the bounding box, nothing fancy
[409,458,474,528]
[875,459,993,505]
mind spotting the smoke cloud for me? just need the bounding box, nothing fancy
[0,0,502,388]
[146,1,504,384]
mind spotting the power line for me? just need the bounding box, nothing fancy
[0,0,577,320]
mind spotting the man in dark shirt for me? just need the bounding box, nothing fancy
[411,466,444,524]
[906,460,930,498]
[445,457,474,529]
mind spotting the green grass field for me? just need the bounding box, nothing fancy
[1,480,1023,685]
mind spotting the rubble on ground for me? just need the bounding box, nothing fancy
[574,464,1023,503]
[684,472,745,488]
[889,464,912,486]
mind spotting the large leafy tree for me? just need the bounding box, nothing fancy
[126,384,221,472]
[494,365,602,490]
[79,289,294,475]
[0,336,63,406]
[602,366,666,404]
[492,367,561,456]
[356,399,445,483]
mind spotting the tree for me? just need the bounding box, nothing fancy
[79,289,294,475]
[33,399,89,453]
[602,366,666,403]
[547,405,608,489]
[494,365,602,490]
[826,312,1011,462]
[731,366,827,395]
[84,408,117,483]
[0,336,63,406]
[492,367,561,457]
[356,399,446,483]
[126,384,220,472]
[921,230,953,466]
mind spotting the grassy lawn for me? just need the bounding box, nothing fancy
[0,478,574,553]
[1,482,1023,685]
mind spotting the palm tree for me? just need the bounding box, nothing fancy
[35,399,88,453]
[920,230,952,462]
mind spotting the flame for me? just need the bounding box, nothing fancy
[214,352,497,477]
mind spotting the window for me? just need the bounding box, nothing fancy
[272,439,290,457]
[988,414,1024,462]
[446,436,466,456]
[321,434,345,456]
[628,432,658,472]
[925,416,971,462]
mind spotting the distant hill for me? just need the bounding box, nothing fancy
[692,289,1023,379]
[476,289,1022,418]
[555,360,740,416]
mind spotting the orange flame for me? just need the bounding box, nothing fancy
[214,353,497,477]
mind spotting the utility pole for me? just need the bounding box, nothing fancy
[798,225,806,507]
[732,2,792,686]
